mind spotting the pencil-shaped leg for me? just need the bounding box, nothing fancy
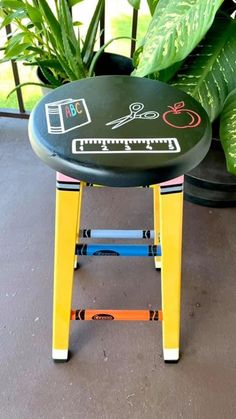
[56,173,83,269]
[74,182,84,269]
[153,184,161,269]
[52,176,82,361]
[159,177,184,362]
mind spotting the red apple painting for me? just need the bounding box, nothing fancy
[162,101,201,129]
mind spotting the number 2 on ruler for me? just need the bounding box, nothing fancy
[101,143,109,151]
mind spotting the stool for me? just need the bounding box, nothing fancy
[29,76,211,363]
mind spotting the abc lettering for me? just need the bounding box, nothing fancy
[75,102,82,114]
[65,105,71,118]
[65,101,83,118]
[69,103,76,116]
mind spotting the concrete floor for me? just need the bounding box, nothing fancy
[1,117,236,419]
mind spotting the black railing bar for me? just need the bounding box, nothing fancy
[130,8,138,57]
[5,24,26,114]
[0,109,30,119]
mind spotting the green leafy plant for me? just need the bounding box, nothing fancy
[0,0,129,92]
[131,0,236,175]
[220,88,236,174]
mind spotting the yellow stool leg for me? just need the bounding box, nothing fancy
[52,181,84,361]
[74,182,84,269]
[159,181,183,362]
[153,185,161,269]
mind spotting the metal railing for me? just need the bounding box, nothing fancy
[0,5,138,120]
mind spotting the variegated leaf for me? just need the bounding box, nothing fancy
[220,89,236,175]
[133,0,223,77]
[147,0,159,15]
[171,15,236,122]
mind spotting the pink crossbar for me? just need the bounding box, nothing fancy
[56,172,184,186]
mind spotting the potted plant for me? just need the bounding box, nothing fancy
[131,0,236,206]
[0,0,134,93]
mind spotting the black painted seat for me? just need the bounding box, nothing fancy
[29,76,211,187]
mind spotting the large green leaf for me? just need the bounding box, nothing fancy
[61,29,79,78]
[3,42,30,60]
[39,65,62,86]
[2,32,26,50]
[59,0,85,78]
[220,89,236,175]
[54,50,81,81]
[2,32,34,60]
[24,58,63,70]
[59,0,77,46]
[37,0,62,47]
[25,3,42,28]
[158,60,184,82]
[171,15,236,122]
[132,0,223,77]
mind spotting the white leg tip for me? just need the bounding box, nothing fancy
[155,260,161,269]
[52,349,68,360]
[163,348,179,361]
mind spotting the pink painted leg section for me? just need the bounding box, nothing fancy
[160,176,184,187]
[56,172,80,183]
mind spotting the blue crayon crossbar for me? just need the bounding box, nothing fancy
[81,229,154,239]
[76,244,161,257]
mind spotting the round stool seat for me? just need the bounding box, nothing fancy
[29,76,211,187]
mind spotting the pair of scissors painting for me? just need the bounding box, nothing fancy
[106,102,159,130]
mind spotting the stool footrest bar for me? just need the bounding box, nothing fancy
[81,229,155,239]
[71,309,162,321]
[76,244,161,256]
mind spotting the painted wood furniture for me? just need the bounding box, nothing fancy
[29,76,211,362]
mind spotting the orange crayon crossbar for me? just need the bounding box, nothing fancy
[71,309,163,321]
